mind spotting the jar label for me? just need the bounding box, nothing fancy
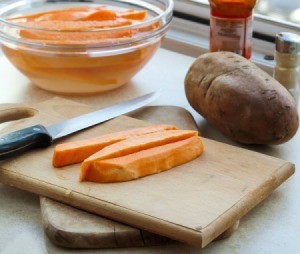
[210,15,253,58]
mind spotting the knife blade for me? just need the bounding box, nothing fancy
[0,91,160,160]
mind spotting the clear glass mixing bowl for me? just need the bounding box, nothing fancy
[0,0,173,94]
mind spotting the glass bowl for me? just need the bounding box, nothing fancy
[0,0,173,94]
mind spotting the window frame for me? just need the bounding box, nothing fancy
[174,0,300,39]
[162,0,300,74]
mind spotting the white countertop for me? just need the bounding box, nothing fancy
[0,48,299,254]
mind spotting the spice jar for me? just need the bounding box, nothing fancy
[274,32,300,104]
[208,0,257,59]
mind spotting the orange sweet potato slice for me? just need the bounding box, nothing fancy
[84,136,203,183]
[35,8,118,22]
[118,10,147,20]
[10,6,156,44]
[7,7,98,22]
[53,124,178,168]
[34,11,90,21]
[79,9,117,21]
[19,19,133,44]
[137,21,160,33]
[20,19,132,31]
[20,29,133,45]
[80,130,198,181]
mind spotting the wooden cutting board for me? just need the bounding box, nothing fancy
[40,105,239,249]
[0,98,294,248]
[40,105,240,249]
[40,105,200,249]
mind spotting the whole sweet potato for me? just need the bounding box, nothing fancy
[185,52,299,145]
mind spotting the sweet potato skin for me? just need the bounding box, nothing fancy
[185,52,299,145]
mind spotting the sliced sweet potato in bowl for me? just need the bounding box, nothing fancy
[79,9,117,21]
[118,10,147,20]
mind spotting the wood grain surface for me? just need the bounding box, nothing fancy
[0,98,295,248]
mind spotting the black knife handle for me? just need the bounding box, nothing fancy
[0,125,52,160]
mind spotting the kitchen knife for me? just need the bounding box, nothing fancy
[0,91,160,160]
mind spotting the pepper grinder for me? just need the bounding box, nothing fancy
[274,32,300,104]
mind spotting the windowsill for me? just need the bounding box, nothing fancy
[162,17,275,75]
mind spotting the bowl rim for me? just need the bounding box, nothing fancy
[0,0,174,33]
[0,0,174,50]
